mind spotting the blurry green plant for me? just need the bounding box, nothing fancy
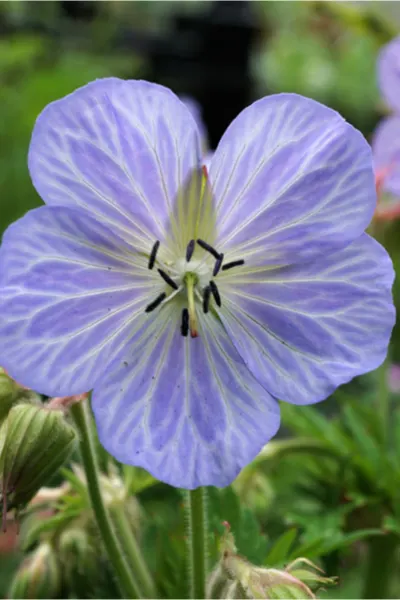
[0,37,142,238]
[236,363,400,598]
[254,0,386,134]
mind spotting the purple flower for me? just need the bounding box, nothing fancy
[372,36,400,198]
[0,79,394,489]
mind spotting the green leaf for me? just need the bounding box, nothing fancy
[208,487,267,564]
[290,528,382,560]
[265,529,298,567]
[341,403,382,477]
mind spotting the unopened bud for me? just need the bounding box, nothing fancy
[208,524,334,599]
[58,526,98,595]
[0,369,40,425]
[221,580,246,599]
[207,563,228,599]
[245,567,316,599]
[59,527,95,571]
[0,369,19,418]
[0,404,77,517]
[8,542,61,599]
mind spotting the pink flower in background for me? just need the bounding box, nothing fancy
[388,364,400,394]
[372,36,400,221]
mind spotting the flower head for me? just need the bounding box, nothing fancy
[0,79,394,488]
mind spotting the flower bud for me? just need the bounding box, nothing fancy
[8,542,61,599]
[221,580,246,599]
[0,404,77,515]
[0,369,40,425]
[207,524,334,599]
[0,369,19,419]
[58,527,96,575]
[57,526,99,596]
[207,563,228,599]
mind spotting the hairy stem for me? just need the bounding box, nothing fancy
[70,400,141,599]
[185,487,209,599]
[111,506,157,598]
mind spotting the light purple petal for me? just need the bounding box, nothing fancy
[28,78,202,254]
[92,302,280,489]
[217,234,395,405]
[378,36,400,113]
[209,93,376,265]
[0,206,161,396]
[371,115,400,197]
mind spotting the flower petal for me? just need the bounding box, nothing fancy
[0,206,160,396]
[378,36,400,113]
[218,234,395,405]
[28,78,202,254]
[209,93,375,265]
[371,116,400,197]
[92,301,280,489]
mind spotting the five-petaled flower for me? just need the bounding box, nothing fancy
[0,78,395,488]
[372,36,400,220]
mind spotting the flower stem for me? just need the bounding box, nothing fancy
[70,399,141,599]
[110,506,157,599]
[363,533,398,599]
[185,487,209,599]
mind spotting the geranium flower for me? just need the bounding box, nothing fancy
[372,36,400,218]
[0,79,394,488]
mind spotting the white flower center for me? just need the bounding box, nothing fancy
[145,238,245,338]
[173,257,211,290]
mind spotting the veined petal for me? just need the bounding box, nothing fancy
[209,94,375,265]
[0,206,160,396]
[92,301,280,489]
[378,36,400,113]
[218,234,395,405]
[28,78,202,255]
[371,116,400,197]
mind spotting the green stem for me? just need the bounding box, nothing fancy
[70,400,141,599]
[111,506,157,599]
[185,488,209,599]
[377,359,390,447]
[363,534,398,599]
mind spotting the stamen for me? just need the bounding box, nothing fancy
[145,292,166,313]
[148,240,160,270]
[186,239,195,262]
[209,280,221,307]
[157,269,178,290]
[213,254,224,277]
[197,238,220,260]
[181,308,189,337]
[202,164,208,179]
[203,286,211,314]
[222,259,245,271]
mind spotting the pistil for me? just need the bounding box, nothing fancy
[185,273,199,338]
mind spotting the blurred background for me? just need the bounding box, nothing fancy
[1,1,400,599]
